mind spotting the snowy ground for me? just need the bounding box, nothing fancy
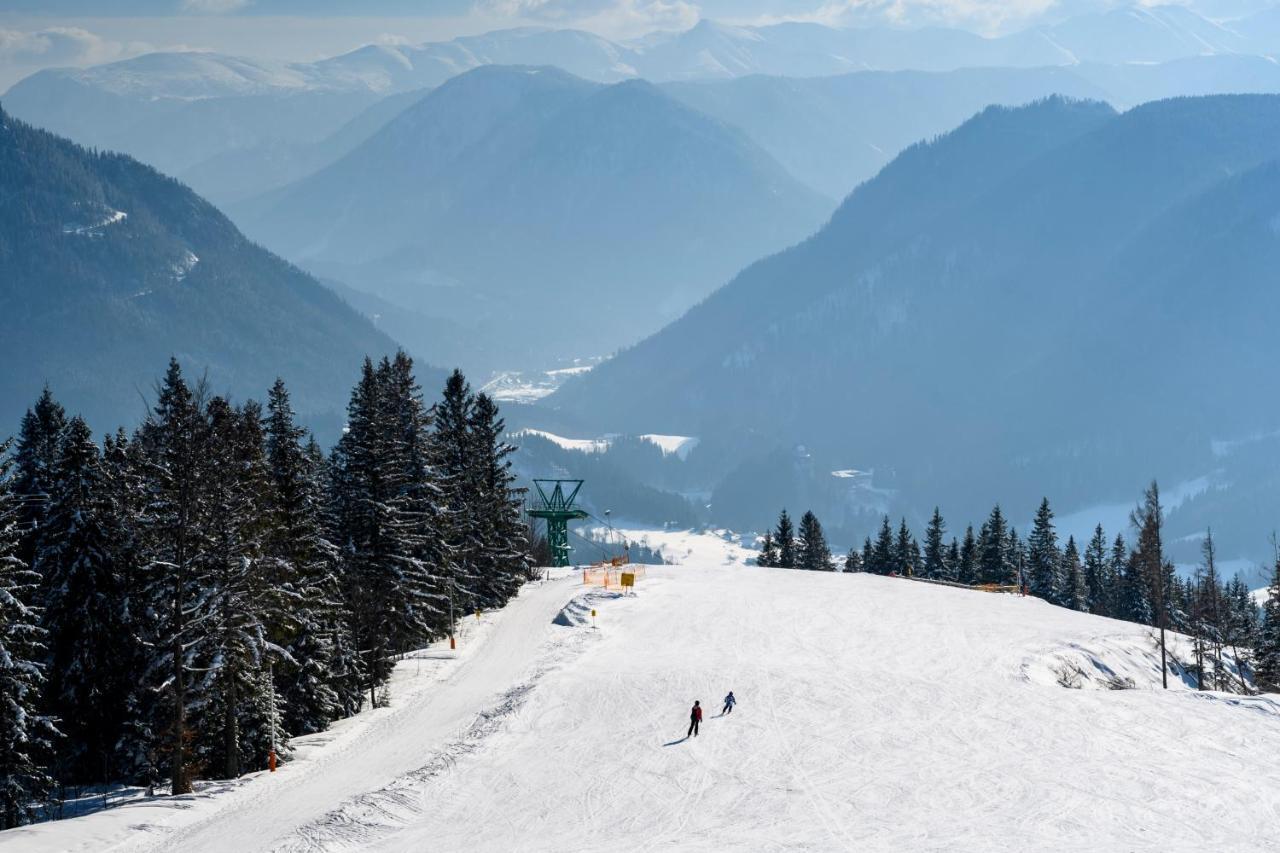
[7,548,1280,852]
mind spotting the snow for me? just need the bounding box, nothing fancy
[1047,475,1213,546]
[511,429,699,460]
[514,428,611,454]
[637,434,700,460]
[481,361,598,403]
[8,539,1280,852]
[62,204,127,236]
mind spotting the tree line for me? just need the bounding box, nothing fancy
[0,353,532,829]
[757,484,1280,694]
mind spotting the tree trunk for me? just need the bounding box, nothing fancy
[224,676,240,779]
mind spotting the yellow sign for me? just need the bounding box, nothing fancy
[620,572,635,589]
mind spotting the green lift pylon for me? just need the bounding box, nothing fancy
[528,479,589,567]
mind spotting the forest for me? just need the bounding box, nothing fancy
[0,353,532,829]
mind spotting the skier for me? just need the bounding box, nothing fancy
[687,700,702,738]
[721,691,736,715]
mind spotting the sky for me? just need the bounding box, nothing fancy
[0,0,1271,90]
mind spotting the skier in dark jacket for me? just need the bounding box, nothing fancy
[687,701,702,737]
[721,691,736,715]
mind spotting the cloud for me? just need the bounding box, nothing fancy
[795,0,1092,33]
[0,27,131,66]
[477,0,701,34]
[181,0,253,12]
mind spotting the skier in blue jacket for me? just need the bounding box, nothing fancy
[721,691,736,715]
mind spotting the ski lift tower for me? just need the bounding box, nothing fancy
[529,479,589,567]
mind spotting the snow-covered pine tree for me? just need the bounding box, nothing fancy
[1223,575,1257,693]
[1255,556,1280,692]
[433,369,479,612]
[797,511,834,571]
[0,439,58,829]
[1061,536,1086,612]
[757,532,776,567]
[1026,498,1061,603]
[198,397,274,779]
[774,510,796,569]
[1083,525,1109,616]
[468,391,531,608]
[13,387,67,572]
[1006,528,1024,587]
[134,358,214,794]
[922,508,947,580]
[34,416,131,784]
[870,516,894,576]
[264,380,343,736]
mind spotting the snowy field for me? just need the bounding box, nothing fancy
[5,545,1280,852]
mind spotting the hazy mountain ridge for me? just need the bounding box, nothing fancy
[0,103,414,439]
[234,66,831,373]
[550,94,1280,568]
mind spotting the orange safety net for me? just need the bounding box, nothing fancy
[581,564,647,588]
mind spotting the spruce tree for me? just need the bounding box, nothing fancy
[797,511,834,571]
[946,538,961,582]
[0,439,58,829]
[35,417,130,784]
[870,516,894,576]
[1061,536,1086,612]
[774,510,796,569]
[1083,525,1109,616]
[894,519,919,576]
[1026,498,1061,603]
[264,381,342,736]
[468,392,531,608]
[433,368,478,611]
[922,508,947,580]
[977,506,1011,584]
[757,532,776,568]
[13,387,67,572]
[135,358,213,794]
[1255,556,1280,692]
[844,545,862,573]
[957,526,977,585]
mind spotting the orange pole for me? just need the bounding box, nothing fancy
[269,750,277,772]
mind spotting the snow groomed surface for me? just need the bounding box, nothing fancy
[7,554,1280,852]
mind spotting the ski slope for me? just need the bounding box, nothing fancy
[7,556,1280,852]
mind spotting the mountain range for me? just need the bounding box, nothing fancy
[231,66,831,372]
[0,104,413,439]
[549,94,1280,573]
[5,5,1279,206]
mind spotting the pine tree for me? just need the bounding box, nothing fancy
[870,516,894,576]
[946,538,961,582]
[1026,498,1061,603]
[977,506,1012,585]
[844,545,862,573]
[199,397,273,779]
[1061,536,1086,611]
[34,417,131,784]
[0,439,58,828]
[1083,525,1109,616]
[774,510,796,569]
[468,392,531,608]
[1130,482,1170,687]
[893,519,919,576]
[1255,555,1280,692]
[861,537,873,573]
[433,368,478,613]
[264,381,342,736]
[135,358,214,794]
[13,387,67,572]
[922,508,947,580]
[757,532,777,568]
[1113,534,1150,625]
[797,511,834,571]
[957,526,977,585]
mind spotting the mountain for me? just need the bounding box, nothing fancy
[0,103,414,439]
[549,94,1280,568]
[233,66,830,372]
